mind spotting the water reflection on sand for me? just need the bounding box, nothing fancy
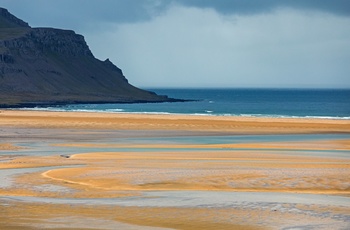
[1,127,350,230]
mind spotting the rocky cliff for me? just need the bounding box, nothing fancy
[0,8,178,106]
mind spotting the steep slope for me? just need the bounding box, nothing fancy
[0,8,178,106]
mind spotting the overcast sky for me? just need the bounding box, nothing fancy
[1,0,350,88]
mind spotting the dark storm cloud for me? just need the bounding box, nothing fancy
[1,0,349,30]
[0,0,166,29]
[175,0,350,16]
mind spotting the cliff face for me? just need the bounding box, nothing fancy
[0,8,176,106]
[0,8,30,28]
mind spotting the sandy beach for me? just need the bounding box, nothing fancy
[1,110,349,133]
[1,110,350,229]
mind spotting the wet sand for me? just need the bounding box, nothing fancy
[0,143,24,150]
[0,110,350,229]
[1,110,349,133]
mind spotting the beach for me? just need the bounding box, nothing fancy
[1,110,349,133]
[1,110,350,229]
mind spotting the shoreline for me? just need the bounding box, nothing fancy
[3,107,350,120]
[2,108,349,121]
[1,109,350,229]
[1,109,349,134]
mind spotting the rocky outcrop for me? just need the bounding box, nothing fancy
[0,8,180,107]
[0,53,14,63]
[0,8,30,28]
[28,28,94,57]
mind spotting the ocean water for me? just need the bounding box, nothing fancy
[23,88,350,119]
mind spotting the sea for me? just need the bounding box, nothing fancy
[21,88,350,120]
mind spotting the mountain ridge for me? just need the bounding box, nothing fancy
[0,8,182,107]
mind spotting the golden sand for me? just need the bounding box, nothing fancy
[0,143,23,150]
[39,149,349,194]
[1,136,349,198]
[1,196,349,230]
[1,110,350,229]
[0,110,349,133]
[53,138,350,151]
[0,201,266,230]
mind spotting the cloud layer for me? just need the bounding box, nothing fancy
[1,0,350,88]
[86,5,350,88]
[176,0,350,16]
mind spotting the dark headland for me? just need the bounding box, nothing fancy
[0,8,184,107]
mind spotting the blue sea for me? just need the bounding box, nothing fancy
[24,88,350,119]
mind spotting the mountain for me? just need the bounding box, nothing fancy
[0,8,180,107]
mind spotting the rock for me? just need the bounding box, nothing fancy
[0,7,183,107]
[0,8,30,28]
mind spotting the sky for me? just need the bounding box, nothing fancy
[1,0,350,88]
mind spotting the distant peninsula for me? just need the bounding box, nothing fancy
[0,8,182,107]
